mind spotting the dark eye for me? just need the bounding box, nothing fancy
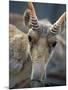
[28,35,32,42]
[52,41,57,47]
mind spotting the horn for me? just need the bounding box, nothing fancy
[23,2,37,27]
[28,2,37,18]
[54,12,66,25]
[47,12,66,45]
[28,2,34,10]
[27,2,40,33]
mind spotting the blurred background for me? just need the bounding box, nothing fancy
[9,1,66,23]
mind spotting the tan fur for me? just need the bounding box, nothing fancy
[9,24,29,71]
[30,37,49,63]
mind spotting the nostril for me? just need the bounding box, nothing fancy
[28,35,32,42]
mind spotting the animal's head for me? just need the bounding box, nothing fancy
[24,2,66,87]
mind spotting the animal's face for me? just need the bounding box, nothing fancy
[23,3,66,86]
[24,9,52,63]
[28,28,49,63]
[24,8,65,84]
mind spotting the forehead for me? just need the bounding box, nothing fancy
[29,22,51,38]
[38,37,48,46]
[40,25,49,37]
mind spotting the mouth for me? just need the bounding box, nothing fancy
[30,60,45,87]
